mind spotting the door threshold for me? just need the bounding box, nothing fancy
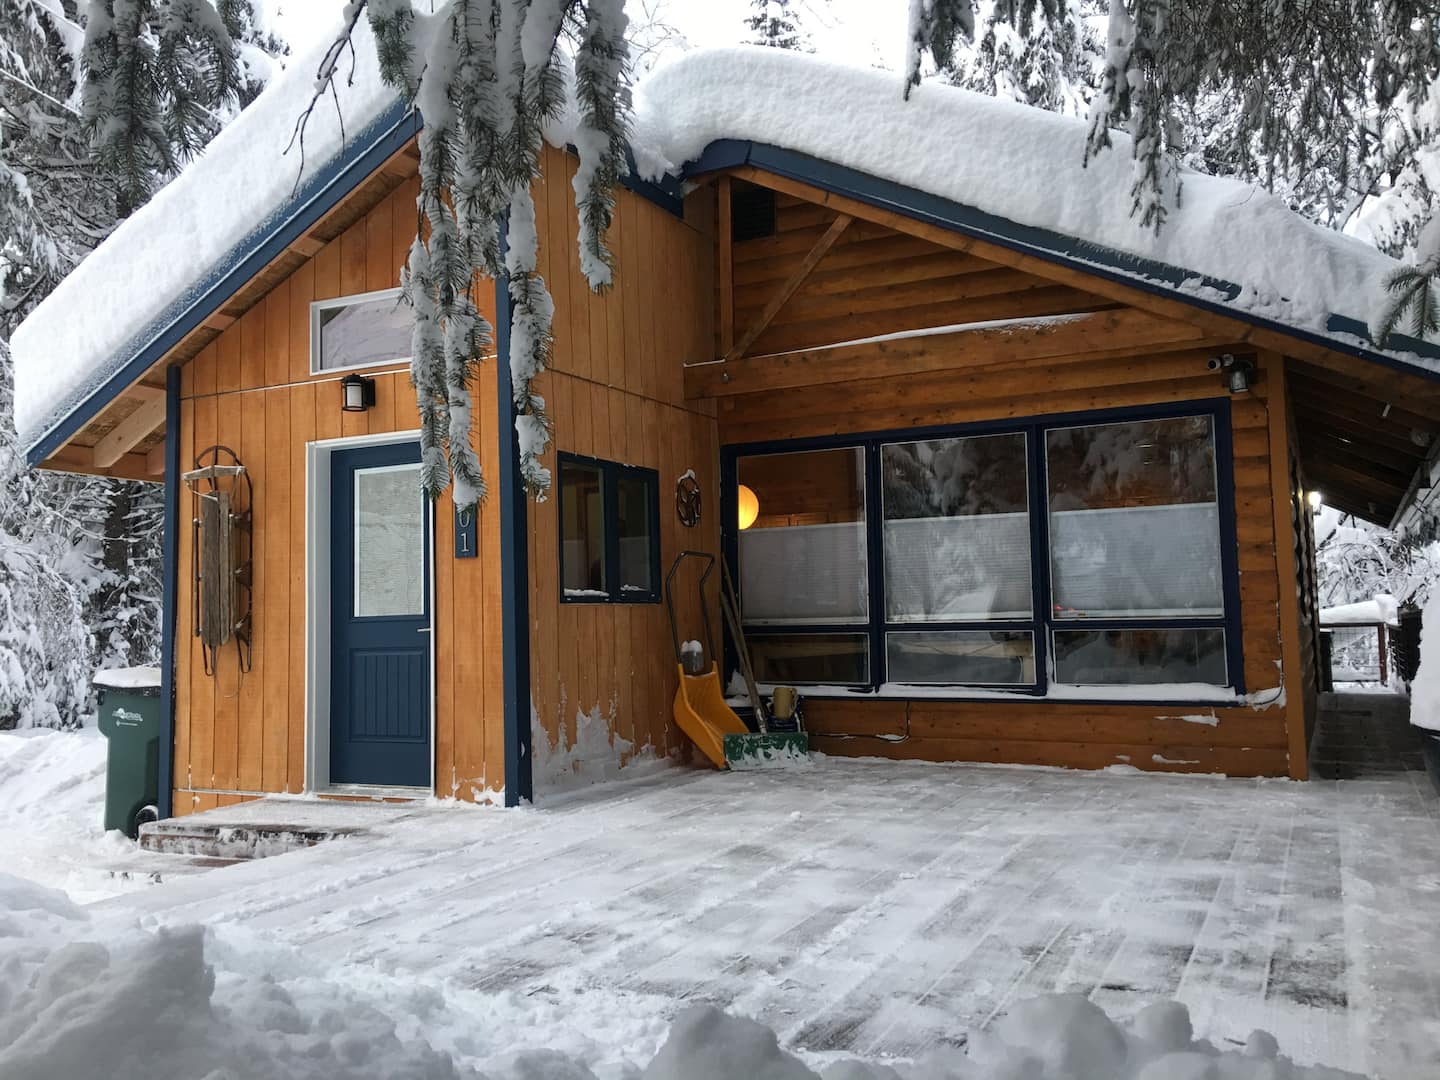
[316,783,430,802]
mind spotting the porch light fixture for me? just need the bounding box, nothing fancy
[1207,353,1254,393]
[1308,490,1323,516]
[737,484,760,530]
[340,373,376,412]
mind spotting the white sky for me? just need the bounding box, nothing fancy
[263,1,911,74]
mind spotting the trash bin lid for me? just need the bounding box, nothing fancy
[93,666,162,696]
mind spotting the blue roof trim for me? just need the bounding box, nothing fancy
[685,139,1440,386]
[30,111,689,469]
[621,146,685,217]
[27,99,422,468]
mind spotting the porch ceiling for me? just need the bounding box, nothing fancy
[1287,359,1436,524]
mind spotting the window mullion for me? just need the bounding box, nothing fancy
[603,462,621,602]
[866,440,885,689]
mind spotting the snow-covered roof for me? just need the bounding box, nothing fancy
[632,48,1438,373]
[10,16,402,454]
[13,42,1440,461]
[1320,595,1401,627]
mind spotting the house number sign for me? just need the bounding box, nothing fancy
[455,507,478,559]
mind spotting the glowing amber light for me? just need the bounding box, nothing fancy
[737,484,759,530]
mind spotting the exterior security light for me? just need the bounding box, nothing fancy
[1207,353,1255,393]
[737,484,760,530]
[340,373,375,412]
[1308,490,1323,516]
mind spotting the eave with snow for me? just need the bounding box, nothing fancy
[14,41,1440,814]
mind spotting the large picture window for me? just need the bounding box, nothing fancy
[729,405,1239,699]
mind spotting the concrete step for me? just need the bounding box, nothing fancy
[139,797,422,860]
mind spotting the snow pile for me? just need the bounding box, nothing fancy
[92,665,162,690]
[631,47,1413,361]
[1411,593,1440,732]
[1320,593,1400,627]
[0,871,1365,1080]
[0,873,481,1080]
[9,13,402,448]
[0,727,156,903]
[641,997,1365,1080]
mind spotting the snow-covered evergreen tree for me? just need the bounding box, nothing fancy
[294,0,633,508]
[941,0,1103,117]
[907,1,1440,338]
[746,0,812,52]
[0,1,284,727]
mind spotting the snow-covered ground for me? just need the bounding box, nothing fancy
[4,699,1437,1078]
[0,725,204,903]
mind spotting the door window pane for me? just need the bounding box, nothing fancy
[617,471,655,595]
[738,448,867,624]
[316,290,411,372]
[1046,416,1223,619]
[887,630,1035,685]
[354,464,424,617]
[1052,628,1228,686]
[749,633,869,685]
[561,461,607,596]
[883,434,1031,621]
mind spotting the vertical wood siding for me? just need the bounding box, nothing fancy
[172,174,507,813]
[526,146,720,776]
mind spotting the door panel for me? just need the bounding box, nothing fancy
[330,443,431,788]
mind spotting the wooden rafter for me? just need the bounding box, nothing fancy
[688,307,1222,398]
[727,165,1440,408]
[92,394,167,468]
[724,212,852,362]
[718,176,734,355]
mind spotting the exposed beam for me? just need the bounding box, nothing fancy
[289,235,326,258]
[687,307,1220,398]
[1288,384,1437,446]
[725,212,852,361]
[202,312,237,332]
[123,382,167,403]
[92,394,167,468]
[45,443,155,483]
[1298,426,1425,476]
[718,176,734,355]
[728,165,1440,400]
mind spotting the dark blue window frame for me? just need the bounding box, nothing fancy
[721,398,1245,701]
[557,452,662,605]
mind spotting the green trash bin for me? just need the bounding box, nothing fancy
[94,667,163,839]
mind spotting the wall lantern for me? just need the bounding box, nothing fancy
[1208,353,1255,393]
[737,484,760,530]
[340,373,376,412]
[1308,490,1323,517]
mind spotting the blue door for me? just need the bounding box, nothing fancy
[330,443,432,788]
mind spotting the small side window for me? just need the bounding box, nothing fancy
[559,455,660,604]
[311,288,411,374]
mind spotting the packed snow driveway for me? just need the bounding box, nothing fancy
[88,734,1440,1078]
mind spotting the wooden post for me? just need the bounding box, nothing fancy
[1378,625,1389,685]
[1264,351,1310,780]
[718,176,733,357]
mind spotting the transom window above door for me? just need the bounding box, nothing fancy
[728,404,1241,699]
[311,288,411,374]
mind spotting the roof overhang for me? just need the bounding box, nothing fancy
[685,139,1440,526]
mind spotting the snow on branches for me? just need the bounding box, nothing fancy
[302,0,631,509]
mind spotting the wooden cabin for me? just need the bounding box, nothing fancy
[13,47,1440,815]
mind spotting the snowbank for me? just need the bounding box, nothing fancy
[92,665,162,690]
[631,47,1414,363]
[1320,594,1400,627]
[1411,594,1440,732]
[0,872,1365,1079]
[9,13,403,449]
[0,727,158,903]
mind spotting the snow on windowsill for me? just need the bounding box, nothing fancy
[727,681,1278,707]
